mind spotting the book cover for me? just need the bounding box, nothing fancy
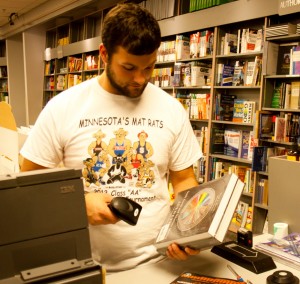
[290,81,300,109]
[274,116,286,142]
[245,28,259,52]
[242,101,255,124]
[224,33,238,55]
[216,63,224,86]
[245,206,253,231]
[247,131,258,161]
[232,99,245,123]
[276,44,294,75]
[170,271,245,284]
[236,201,249,228]
[271,82,282,108]
[224,129,242,158]
[211,128,225,154]
[292,45,300,75]
[230,201,249,233]
[251,55,262,86]
[232,61,246,86]
[284,83,291,109]
[251,146,267,172]
[219,93,236,121]
[175,35,190,60]
[173,63,183,87]
[154,174,244,254]
[255,232,300,270]
[221,64,234,86]
[240,130,250,159]
[245,60,256,86]
[259,112,274,139]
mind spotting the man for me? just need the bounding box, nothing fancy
[21,3,202,272]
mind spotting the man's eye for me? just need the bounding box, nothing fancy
[123,66,134,71]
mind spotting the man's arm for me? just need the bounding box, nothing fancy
[20,157,47,171]
[166,165,201,260]
[169,165,199,196]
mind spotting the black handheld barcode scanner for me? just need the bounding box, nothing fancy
[108,197,142,226]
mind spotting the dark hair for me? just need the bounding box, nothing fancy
[101,3,161,57]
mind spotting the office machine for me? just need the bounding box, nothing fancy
[0,168,103,283]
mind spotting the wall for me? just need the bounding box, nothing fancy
[6,34,26,126]
[23,25,47,125]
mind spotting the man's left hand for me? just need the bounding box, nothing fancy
[166,243,200,260]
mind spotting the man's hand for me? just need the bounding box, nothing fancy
[85,192,119,225]
[166,243,200,260]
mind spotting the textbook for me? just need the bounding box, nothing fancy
[169,271,246,284]
[154,174,244,254]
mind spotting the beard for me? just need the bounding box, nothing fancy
[106,61,148,98]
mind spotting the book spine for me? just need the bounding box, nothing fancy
[208,173,238,236]
[215,179,244,240]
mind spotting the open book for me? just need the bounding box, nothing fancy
[154,173,244,254]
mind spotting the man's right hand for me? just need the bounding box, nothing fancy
[85,192,120,225]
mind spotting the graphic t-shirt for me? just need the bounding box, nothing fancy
[21,77,202,271]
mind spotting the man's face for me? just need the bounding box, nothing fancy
[105,46,157,98]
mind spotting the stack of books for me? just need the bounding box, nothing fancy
[255,232,300,270]
[266,23,297,38]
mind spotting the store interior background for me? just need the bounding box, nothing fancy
[0,0,276,127]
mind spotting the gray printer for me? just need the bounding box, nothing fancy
[0,168,103,283]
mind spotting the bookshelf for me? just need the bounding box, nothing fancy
[254,12,300,234]
[209,19,266,234]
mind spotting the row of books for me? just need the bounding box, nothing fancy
[271,81,300,110]
[190,30,214,58]
[216,56,262,87]
[139,0,175,21]
[211,128,256,160]
[177,93,210,120]
[275,43,300,75]
[255,177,268,206]
[0,80,8,92]
[156,31,214,63]
[189,0,236,12]
[210,159,254,194]
[151,67,173,88]
[194,126,208,155]
[0,66,7,78]
[229,201,253,233]
[259,111,300,143]
[220,28,263,55]
[84,55,99,70]
[193,156,206,184]
[173,62,212,87]
[45,55,100,76]
[266,23,297,38]
[215,95,256,124]
[68,56,83,72]
[46,73,84,90]
[57,36,69,46]
[0,93,8,103]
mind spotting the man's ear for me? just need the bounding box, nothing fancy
[99,43,108,64]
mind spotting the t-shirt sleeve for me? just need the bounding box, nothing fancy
[20,99,63,168]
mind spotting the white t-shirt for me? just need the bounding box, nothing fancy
[21,77,202,271]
